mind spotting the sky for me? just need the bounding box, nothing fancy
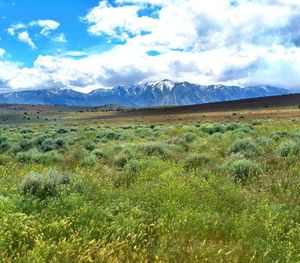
[0,0,300,93]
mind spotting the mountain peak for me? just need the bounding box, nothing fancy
[144,79,175,91]
[0,81,288,107]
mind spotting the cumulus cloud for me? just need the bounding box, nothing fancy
[18,31,37,50]
[7,19,61,48]
[82,0,157,40]
[2,0,300,92]
[29,19,60,36]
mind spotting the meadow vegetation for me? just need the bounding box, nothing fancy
[0,117,300,262]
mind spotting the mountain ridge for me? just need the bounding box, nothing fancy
[0,80,289,107]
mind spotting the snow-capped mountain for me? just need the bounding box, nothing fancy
[0,80,289,107]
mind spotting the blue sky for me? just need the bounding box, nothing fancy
[0,0,300,92]
[1,0,112,65]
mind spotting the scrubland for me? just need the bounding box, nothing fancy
[0,115,300,262]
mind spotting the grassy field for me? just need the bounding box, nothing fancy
[0,101,300,262]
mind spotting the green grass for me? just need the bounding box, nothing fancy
[0,116,300,262]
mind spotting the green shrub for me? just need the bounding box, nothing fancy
[38,138,65,152]
[84,140,96,151]
[91,149,105,159]
[200,123,225,135]
[256,137,274,148]
[183,154,211,172]
[233,125,254,134]
[0,135,10,152]
[211,123,225,134]
[34,151,64,164]
[290,129,300,139]
[167,137,189,151]
[225,123,241,131]
[182,132,196,143]
[114,156,127,167]
[64,136,76,145]
[0,135,9,143]
[20,170,73,199]
[16,151,33,163]
[81,155,97,167]
[55,138,65,148]
[56,128,69,134]
[224,159,262,183]
[0,141,10,152]
[118,159,142,187]
[19,139,33,152]
[16,149,64,164]
[269,131,289,141]
[135,128,153,138]
[112,145,137,167]
[39,138,56,152]
[123,159,142,175]
[277,141,300,157]
[34,134,48,146]
[228,138,258,157]
[114,153,133,167]
[141,143,172,157]
[97,130,126,141]
[20,128,33,134]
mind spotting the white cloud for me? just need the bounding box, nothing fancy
[65,51,86,57]
[17,31,37,50]
[116,0,168,4]
[7,19,61,48]
[83,0,157,39]
[7,23,26,36]
[2,0,300,92]
[29,19,60,36]
[83,0,300,52]
[53,33,67,43]
[0,48,6,57]
[2,43,300,93]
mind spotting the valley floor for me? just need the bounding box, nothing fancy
[0,104,300,262]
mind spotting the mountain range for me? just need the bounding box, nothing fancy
[0,80,289,107]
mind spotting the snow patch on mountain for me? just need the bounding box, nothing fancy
[0,80,289,107]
